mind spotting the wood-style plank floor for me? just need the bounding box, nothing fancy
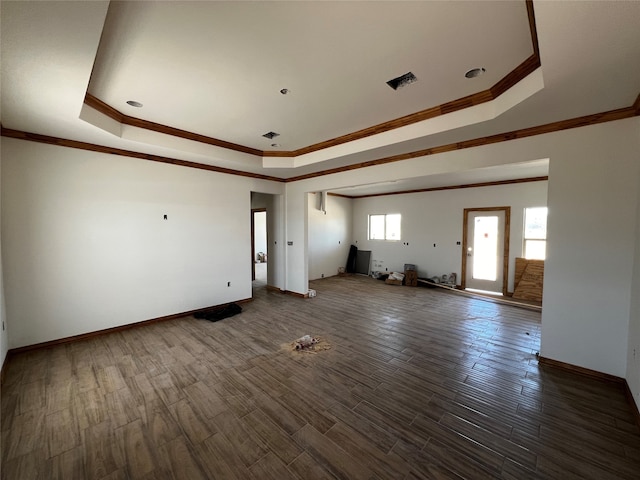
[2,275,640,479]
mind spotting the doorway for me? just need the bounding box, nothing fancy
[251,209,267,283]
[461,207,510,295]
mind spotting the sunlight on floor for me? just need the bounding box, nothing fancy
[254,262,267,285]
[466,288,503,296]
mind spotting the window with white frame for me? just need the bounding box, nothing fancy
[369,213,401,240]
[524,207,547,259]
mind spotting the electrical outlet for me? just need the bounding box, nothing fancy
[321,274,324,278]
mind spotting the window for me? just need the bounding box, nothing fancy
[369,214,401,240]
[524,207,547,259]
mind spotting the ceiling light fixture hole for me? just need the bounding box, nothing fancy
[280,88,289,95]
[126,100,143,108]
[464,67,486,79]
[271,143,281,147]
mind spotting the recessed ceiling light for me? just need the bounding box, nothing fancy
[126,100,143,108]
[280,88,289,95]
[271,143,281,147]
[464,68,486,79]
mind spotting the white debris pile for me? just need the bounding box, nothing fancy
[294,334,318,350]
[388,272,405,281]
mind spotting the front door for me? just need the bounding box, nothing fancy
[462,207,510,295]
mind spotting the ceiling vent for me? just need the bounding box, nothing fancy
[386,72,418,90]
[262,131,280,139]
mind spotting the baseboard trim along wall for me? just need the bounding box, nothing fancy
[6,299,252,356]
[538,355,640,429]
[285,290,308,299]
[264,285,310,298]
[624,381,640,431]
[0,356,7,385]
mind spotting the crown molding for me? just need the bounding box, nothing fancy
[284,102,639,182]
[84,1,541,161]
[329,176,549,199]
[83,93,263,157]
[0,127,283,182]
[3,96,638,183]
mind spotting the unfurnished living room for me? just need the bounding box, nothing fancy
[1,1,640,479]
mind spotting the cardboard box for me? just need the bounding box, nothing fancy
[385,278,403,285]
[404,270,418,287]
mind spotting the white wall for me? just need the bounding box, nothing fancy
[285,117,640,380]
[1,138,284,348]
[0,154,8,369]
[308,193,353,280]
[3,118,640,387]
[542,118,640,378]
[253,211,267,258]
[352,182,547,291]
[626,134,640,411]
[284,190,308,293]
[251,192,284,289]
[285,137,549,294]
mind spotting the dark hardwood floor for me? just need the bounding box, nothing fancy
[2,275,639,479]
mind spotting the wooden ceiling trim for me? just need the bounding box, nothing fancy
[490,2,540,98]
[84,1,541,159]
[490,54,540,99]
[4,96,637,184]
[526,0,540,58]
[284,103,639,182]
[84,93,124,122]
[328,176,549,199]
[84,93,264,157]
[290,90,497,158]
[0,127,283,182]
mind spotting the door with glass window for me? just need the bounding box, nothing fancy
[462,207,510,295]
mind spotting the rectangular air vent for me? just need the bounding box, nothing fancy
[386,72,417,90]
[262,131,280,139]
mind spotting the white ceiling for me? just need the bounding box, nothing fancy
[1,1,639,194]
[88,1,531,151]
[330,159,549,197]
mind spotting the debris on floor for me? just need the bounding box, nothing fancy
[194,303,242,322]
[385,271,405,285]
[418,273,457,288]
[288,335,331,354]
[295,334,317,349]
